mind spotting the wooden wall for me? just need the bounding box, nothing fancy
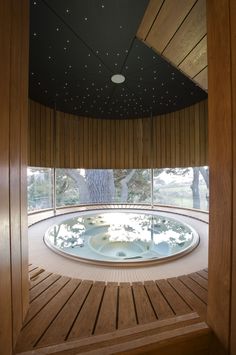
[207,0,236,354]
[137,0,208,91]
[0,1,29,354]
[28,99,208,169]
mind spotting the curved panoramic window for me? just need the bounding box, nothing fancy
[27,167,53,212]
[27,167,209,212]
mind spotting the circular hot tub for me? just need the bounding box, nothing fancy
[44,209,199,266]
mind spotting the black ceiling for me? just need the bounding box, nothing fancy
[29,0,208,119]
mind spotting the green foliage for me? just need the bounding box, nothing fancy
[27,167,209,211]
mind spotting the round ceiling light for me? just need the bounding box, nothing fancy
[111,74,125,84]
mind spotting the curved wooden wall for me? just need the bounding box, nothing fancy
[0,1,29,353]
[28,99,208,169]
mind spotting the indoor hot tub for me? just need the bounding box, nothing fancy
[44,209,200,266]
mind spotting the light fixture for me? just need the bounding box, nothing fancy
[111,74,125,84]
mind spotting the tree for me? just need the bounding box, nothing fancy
[156,167,209,209]
[191,167,200,209]
[27,168,53,210]
[85,170,115,203]
[57,169,151,205]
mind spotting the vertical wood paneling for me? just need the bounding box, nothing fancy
[0,0,29,353]
[20,0,29,323]
[207,0,236,353]
[0,2,12,353]
[170,115,176,167]
[175,111,180,167]
[10,1,23,344]
[194,103,200,166]
[231,2,236,351]
[28,100,208,169]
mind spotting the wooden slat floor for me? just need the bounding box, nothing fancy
[15,265,208,353]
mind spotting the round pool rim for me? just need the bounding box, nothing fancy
[44,208,200,267]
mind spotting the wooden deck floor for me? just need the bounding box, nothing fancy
[15,266,208,354]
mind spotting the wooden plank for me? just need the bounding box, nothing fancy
[50,322,210,355]
[163,0,207,65]
[179,110,186,167]
[146,0,196,53]
[176,111,182,167]
[28,100,208,169]
[168,278,207,316]
[69,115,75,168]
[37,280,92,347]
[68,281,105,340]
[24,276,70,325]
[10,2,23,344]
[118,282,137,330]
[178,275,208,304]
[184,107,190,166]
[144,280,175,319]
[179,35,207,78]
[170,115,176,167]
[30,270,52,289]
[29,273,61,303]
[0,2,12,353]
[194,66,208,91]
[94,282,118,335]
[189,272,208,291]
[132,282,157,324]
[189,110,195,166]
[156,279,191,315]
[165,114,171,166]
[120,120,125,168]
[197,270,208,280]
[17,0,29,331]
[194,103,200,166]
[78,117,84,168]
[160,116,166,167]
[231,2,236,352]
[0,3,28,351]
[40,107,46,166]
[28,264,37,272]
[29,267,44,279]
[73,117,79,167]
[97,117,102,168]
[16,279,79,352]
[207,1,236,352]
[137,0,164,40]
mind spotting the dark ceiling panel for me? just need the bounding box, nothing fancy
[29,0,207,118]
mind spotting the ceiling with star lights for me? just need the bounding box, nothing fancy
[29,0,208,119]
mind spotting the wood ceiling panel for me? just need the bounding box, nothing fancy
[145,0,196,53]
[179,35,207,78]
[137,0,164,40]
[194,67,208,91]
[136,0,207,92]
[163,0,206,65]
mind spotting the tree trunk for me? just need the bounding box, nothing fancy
[120,169,136,202]
[199,167,209,209]
[85,169,115,203]
[199,167,209,188]
[191,167,200,209]
[64,169,89,203]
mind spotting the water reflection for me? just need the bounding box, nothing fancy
[45,211,198,261]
